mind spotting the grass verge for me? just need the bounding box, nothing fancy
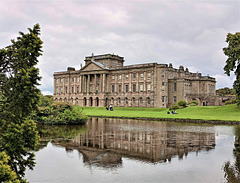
[78,104,240,122]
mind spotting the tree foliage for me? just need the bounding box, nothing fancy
[0,24,43,182]
[223,32,240,106]
[216,87,235,96]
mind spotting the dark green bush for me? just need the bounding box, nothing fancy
[169,103,180,110]
[189,100,198,106]
[225,99,237,105]
[178,100,187,107]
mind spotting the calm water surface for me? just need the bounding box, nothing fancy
[26,118,240,183]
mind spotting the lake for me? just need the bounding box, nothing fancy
[26,118,240,182]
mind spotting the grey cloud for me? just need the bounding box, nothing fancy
[0,0,239,94]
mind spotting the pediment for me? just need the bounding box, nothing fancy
[81,62,105,71]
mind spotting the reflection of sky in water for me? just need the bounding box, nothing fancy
[26,121,237,183]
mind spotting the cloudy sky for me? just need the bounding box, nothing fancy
[1,0,239,94]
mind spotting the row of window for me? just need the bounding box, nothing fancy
[56,77,80,84]
[112,84,151,93]
[112,72,153,80]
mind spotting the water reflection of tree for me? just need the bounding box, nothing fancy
[36,125,87,150]
[223,126,240,182]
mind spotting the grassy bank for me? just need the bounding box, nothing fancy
[79,104,240,122]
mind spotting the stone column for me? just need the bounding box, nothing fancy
[79,75,82,93]
[87,75,90,93]
[99,74,102,93]
[102,74,106,93]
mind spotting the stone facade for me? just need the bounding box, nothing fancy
[53,54,216,107]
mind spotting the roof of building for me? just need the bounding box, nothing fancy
[92,60,109,70]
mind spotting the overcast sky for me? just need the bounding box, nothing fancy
[1,0,239,94]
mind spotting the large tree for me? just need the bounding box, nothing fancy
[223,32,240,106]
[0,24,43,182]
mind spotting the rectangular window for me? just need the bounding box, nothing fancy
[72,87,74,93]
[56,79,59,84]
[112,75,115,80]
[133,73,136,79]
[147,72,151,79]
[77,86,79,93]
[126,74,129,80]
[125,85,129,93]
[174,96,177,103]
[162,70,165,78]
[77,77,80,82]
[140,73,144,79]
[65,87,67,93]
[162,96,164,102]
[119,74,122,80]
[118,85,121,93]
[61,78,63,83]
[147,84,151,92]
[72,78,74,83]
[112,85,115,93]
[139,84,143,92]
[56,88,59,94]
[174,83,177,92]
[65,78,68,83]
[61,87,63,93]
[132,84,136,92]
[162,82,164,86]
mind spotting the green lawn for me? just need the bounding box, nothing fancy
[78,104,240,122]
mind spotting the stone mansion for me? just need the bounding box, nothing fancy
[53,54,216,108]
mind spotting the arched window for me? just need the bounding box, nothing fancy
[132,97,136,105]
[147,97,151,105]
[96,97,99,107]
[139,97,143,105]
[118,97,121,104]
[111,97,114,105]
[83,97,87,106]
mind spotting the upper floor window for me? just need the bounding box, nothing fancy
[118,85,122,93]
[132,73,136,79]
[132,84,136,92]
[140,73,144,79]
[174,83,177,92]
[56,79,59,84]
[147,72,151,79]
[112,75,115,80]
[112,85,115,93]
[125,85,129,93]
[65,78,68,83]
[126,74,129,80]
[139,84,143,92]
[56,88,59,94]
[77,86,79,93]
[118,74,122,80]
[162,70,165,78]
[162,96,165,102]
[77,77,80,82]
[147,84,151,92]
[72,78,74,83]
[65,87,68,93]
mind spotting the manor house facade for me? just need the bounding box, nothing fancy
[53,54,216,108]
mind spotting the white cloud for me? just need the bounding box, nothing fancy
[213,74,235,89]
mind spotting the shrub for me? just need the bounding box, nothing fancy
[225,99,237,105]
[169,103,180,110]
[177,100,187,107]
[189,100,198,106]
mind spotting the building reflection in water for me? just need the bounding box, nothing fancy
[58,118,216,169]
